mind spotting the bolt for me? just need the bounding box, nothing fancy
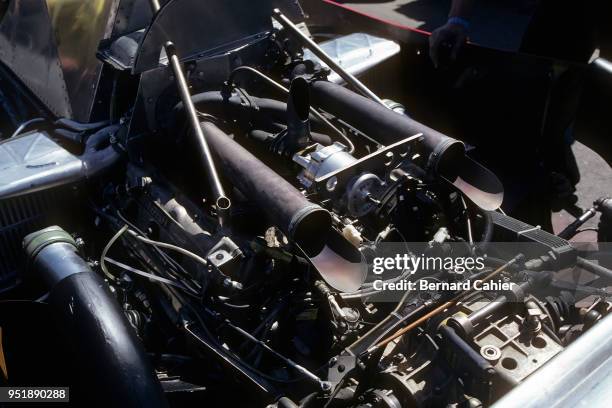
[393,353,405,364]
[139,176,153,189]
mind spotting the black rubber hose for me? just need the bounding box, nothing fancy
[310,80,466,178]
[23,226,168,408]
[201,121,331,256]
[81,125,122,178]
[173,91,325,132]
[480,210,494,243]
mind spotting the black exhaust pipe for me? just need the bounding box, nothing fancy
[23,226,168,408]
[309,80,504,210]
[201,121,331,256]
[310,80,465,178]
[285,77,311,151]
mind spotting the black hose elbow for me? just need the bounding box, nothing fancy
[23,226,168,408]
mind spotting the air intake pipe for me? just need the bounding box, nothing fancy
[284,77,312,152]
[310,80,465,178]
[200,121,332,256]
[23,226,168,408]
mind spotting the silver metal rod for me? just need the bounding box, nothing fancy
[148,0,229,224]
[594,57,612,75]
[272,9,387,107]
[165,42,230,222]
[227,320,324,386]
[150,0,161,12]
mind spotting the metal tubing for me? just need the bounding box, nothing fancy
[10,117,46,138]
[577,257,612,280]
[165,42,230,223]
[593,57,612,75]
[150,0,229,224]
[272,9,386,106]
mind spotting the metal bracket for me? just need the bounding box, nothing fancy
[313,133,423,197]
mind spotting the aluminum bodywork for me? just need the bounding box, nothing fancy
[45,0,117,121]
[0,0,302,119]
[0,0,146,122]
[0,0,72,118]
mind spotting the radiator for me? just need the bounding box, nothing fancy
[0,190,61,291]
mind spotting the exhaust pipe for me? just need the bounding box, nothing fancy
[201,122,366,292]
[285,77,312,152]
[23,226,168,408]
[201,121,331,256]
[202,122,366,292]
[269,77,312,156]
[310,80,465,177]
[309,80,504,210]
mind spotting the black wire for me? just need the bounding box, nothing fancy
[116,210,203,292]
[96,207,323,386]
[184,323,316,384]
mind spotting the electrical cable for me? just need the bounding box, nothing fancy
[10,117,46,138]
[100,224,129,281]
[116,210,201,290]
[573,227,599,236]
[104,256,197,295]
[128,230,209,269]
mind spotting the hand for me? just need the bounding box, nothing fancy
[429,22,468,68]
